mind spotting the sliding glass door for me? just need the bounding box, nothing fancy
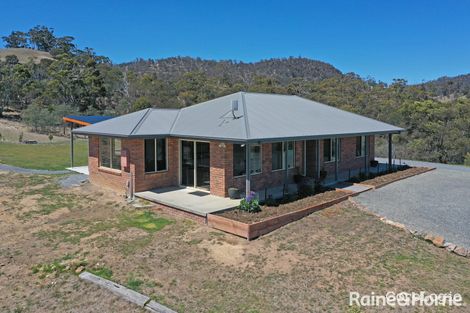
[180,140,210,189]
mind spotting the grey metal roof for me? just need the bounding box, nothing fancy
[74,92,403,142]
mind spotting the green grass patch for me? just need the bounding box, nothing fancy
[119,211,173,233]
[89,266,113,280]
[0,140,88,170]
[126,276,144,292]
[21,181,87,218]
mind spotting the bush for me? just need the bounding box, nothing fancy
[464,153,470,167]
[264,196,279,207]
[239,191,261,213]
[298,184,314,198]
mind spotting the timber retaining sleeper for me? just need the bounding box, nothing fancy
[208,192,352,240]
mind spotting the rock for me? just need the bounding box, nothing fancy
[445,243,456,252]
[432,236,445,248]
[424,234,434,242]
[453,246,468,257]
[75,266,85,274]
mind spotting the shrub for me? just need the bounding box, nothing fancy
[264,196,279,207]
[18,132,23,143]
[293,174,304,184]
[298,184,314,198]
[239,191,261,213]
[464,153,470,167]
[48,134,54,142]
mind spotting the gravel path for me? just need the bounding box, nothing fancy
[356,163,470,248]
[0,163,70,175]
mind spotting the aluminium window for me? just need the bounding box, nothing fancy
[355,136,366,157]
[233,143,262,176]
[99,137,121,170]
[323,138,340,162]
[272,141,295,170]
[144,138,167,172]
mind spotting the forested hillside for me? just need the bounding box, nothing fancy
[0,26,469,165]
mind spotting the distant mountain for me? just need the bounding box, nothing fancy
[0,48,54,64]
[420,73,470,97]
[119,56,342,84]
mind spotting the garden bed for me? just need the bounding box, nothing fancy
[356,166,434,188]
[208,190,351,240]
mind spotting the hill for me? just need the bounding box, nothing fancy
[0,48,54,64]
[420,73,470,97]
[120,56,342,84]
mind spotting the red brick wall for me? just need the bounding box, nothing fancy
[221,141,304,195]
[321,136,375,179]
[88,136,179,194]
[88,135,376,197]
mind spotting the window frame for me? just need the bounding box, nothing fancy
[99,137,121,171]
[323,138,341,163]
[144,138,168,173]
[271,141,296,171]
[232,143,262,177]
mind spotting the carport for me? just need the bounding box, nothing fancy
[63,115,113,172]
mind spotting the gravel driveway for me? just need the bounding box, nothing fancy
[356,161,470,248]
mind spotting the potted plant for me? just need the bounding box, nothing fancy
[228,187,240,199]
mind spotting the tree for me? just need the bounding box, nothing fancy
[28,26,56,52]
[2,31,29,48]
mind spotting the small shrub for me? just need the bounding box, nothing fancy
[298,184,314,198]
[293,174,304,184]
[464,153,470,167]
[239,191,261,213]
[264,196,279,207]
[48,134,54,142]
[18,132,23,143]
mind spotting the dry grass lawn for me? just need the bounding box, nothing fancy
[0,171,469,313]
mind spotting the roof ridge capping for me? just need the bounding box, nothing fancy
[129,108,153,136]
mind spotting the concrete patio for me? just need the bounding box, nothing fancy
[135,187,241,217]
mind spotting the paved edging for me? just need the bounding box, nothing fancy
[350,198,470,258]
[79,271,177,313]
[0,163,70,175]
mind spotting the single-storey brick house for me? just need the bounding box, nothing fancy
[74,92,402,199]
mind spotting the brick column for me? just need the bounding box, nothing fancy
[210,141,230,197]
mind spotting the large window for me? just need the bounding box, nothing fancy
[323,138,340,162]
[99,137,121,170]
[233,144,262,176]
[356,136,366,157]
[272,141,295,170]
[145,138,167,172]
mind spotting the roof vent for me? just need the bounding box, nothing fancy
[231,100,239,119]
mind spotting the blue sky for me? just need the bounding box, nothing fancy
[2,0,469,83]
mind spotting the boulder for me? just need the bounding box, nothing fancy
[432,236,445,248]
[445,243,456,252]
[453,246,468,257]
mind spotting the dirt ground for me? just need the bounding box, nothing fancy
[0,171,469,313]
[0,118,69,143]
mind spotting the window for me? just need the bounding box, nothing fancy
[323,138,340,162]
[145,138,167,172]
[272,142,283,170]
[233,143,262,176]
[272,142,295,170]
[286,141,295,169]
[99,137,121,170]
[356,136,366,157]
